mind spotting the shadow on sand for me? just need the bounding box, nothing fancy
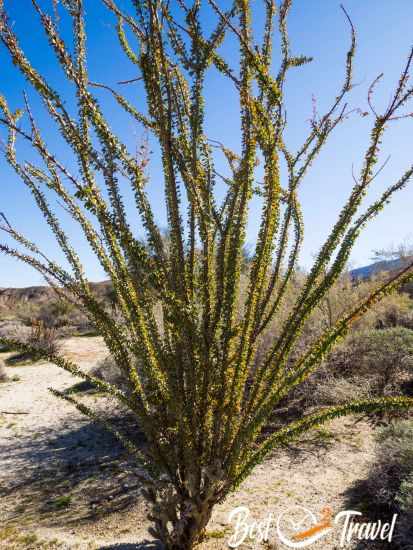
[340,476,409,550]
[1,410,148,530]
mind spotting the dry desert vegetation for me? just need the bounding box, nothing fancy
[1,273,413,549]
[0,335,381,550]
[1,1,413,547]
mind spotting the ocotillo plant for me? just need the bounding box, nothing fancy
[1,1,413,548]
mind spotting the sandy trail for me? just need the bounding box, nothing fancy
[0,337,378,549]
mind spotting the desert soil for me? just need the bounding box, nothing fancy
[0,337,380,549]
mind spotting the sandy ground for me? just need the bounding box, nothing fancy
[0,337,383,549]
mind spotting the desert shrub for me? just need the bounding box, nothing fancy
[2,2,413,548]
[12,301,41,325]
[396,472,413,511]
[0,321,22,349]
[66,355,126,394]
[0,319,30,349]
[257,276,413,372]
[296,370,372,408]
[7,321,61,365]
[357,421,413,547]
[364,291,413,331]
[37,298,93,334]
[313,276,413,333]
[327,327,413,396]
[277,328,413,420]
[90,356,128,393]
[368,421,413,508]
[37,299,76,328]
[26,321,60,358]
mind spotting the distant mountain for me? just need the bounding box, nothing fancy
[1,257,411,309]
[0,280,112,313]
[350,256,413,280]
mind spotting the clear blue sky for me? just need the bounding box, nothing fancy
[0,0,412,287]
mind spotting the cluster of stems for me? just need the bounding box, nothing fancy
[1,1,413,548]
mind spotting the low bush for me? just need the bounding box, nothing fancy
[0,319,30,346]
[327,327,413,395]
[355,291,413,331]
[36,299,92,333]
[67,355,128,395]
[356,420,413,547]
[369,421,413,508]
[6,321,60,365]
[37,299,75,328]
[275,328,413,422]
[89,356,128,393]
[26,321,60,357]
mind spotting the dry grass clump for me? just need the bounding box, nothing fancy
[326,327,413,395]
[37,300,78,328]
[1,293,96,337]
[6,321,60,365]
[36,299,94,335]
[271,327,413,426]
[360,291,413,331]
[25,321,60,357]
